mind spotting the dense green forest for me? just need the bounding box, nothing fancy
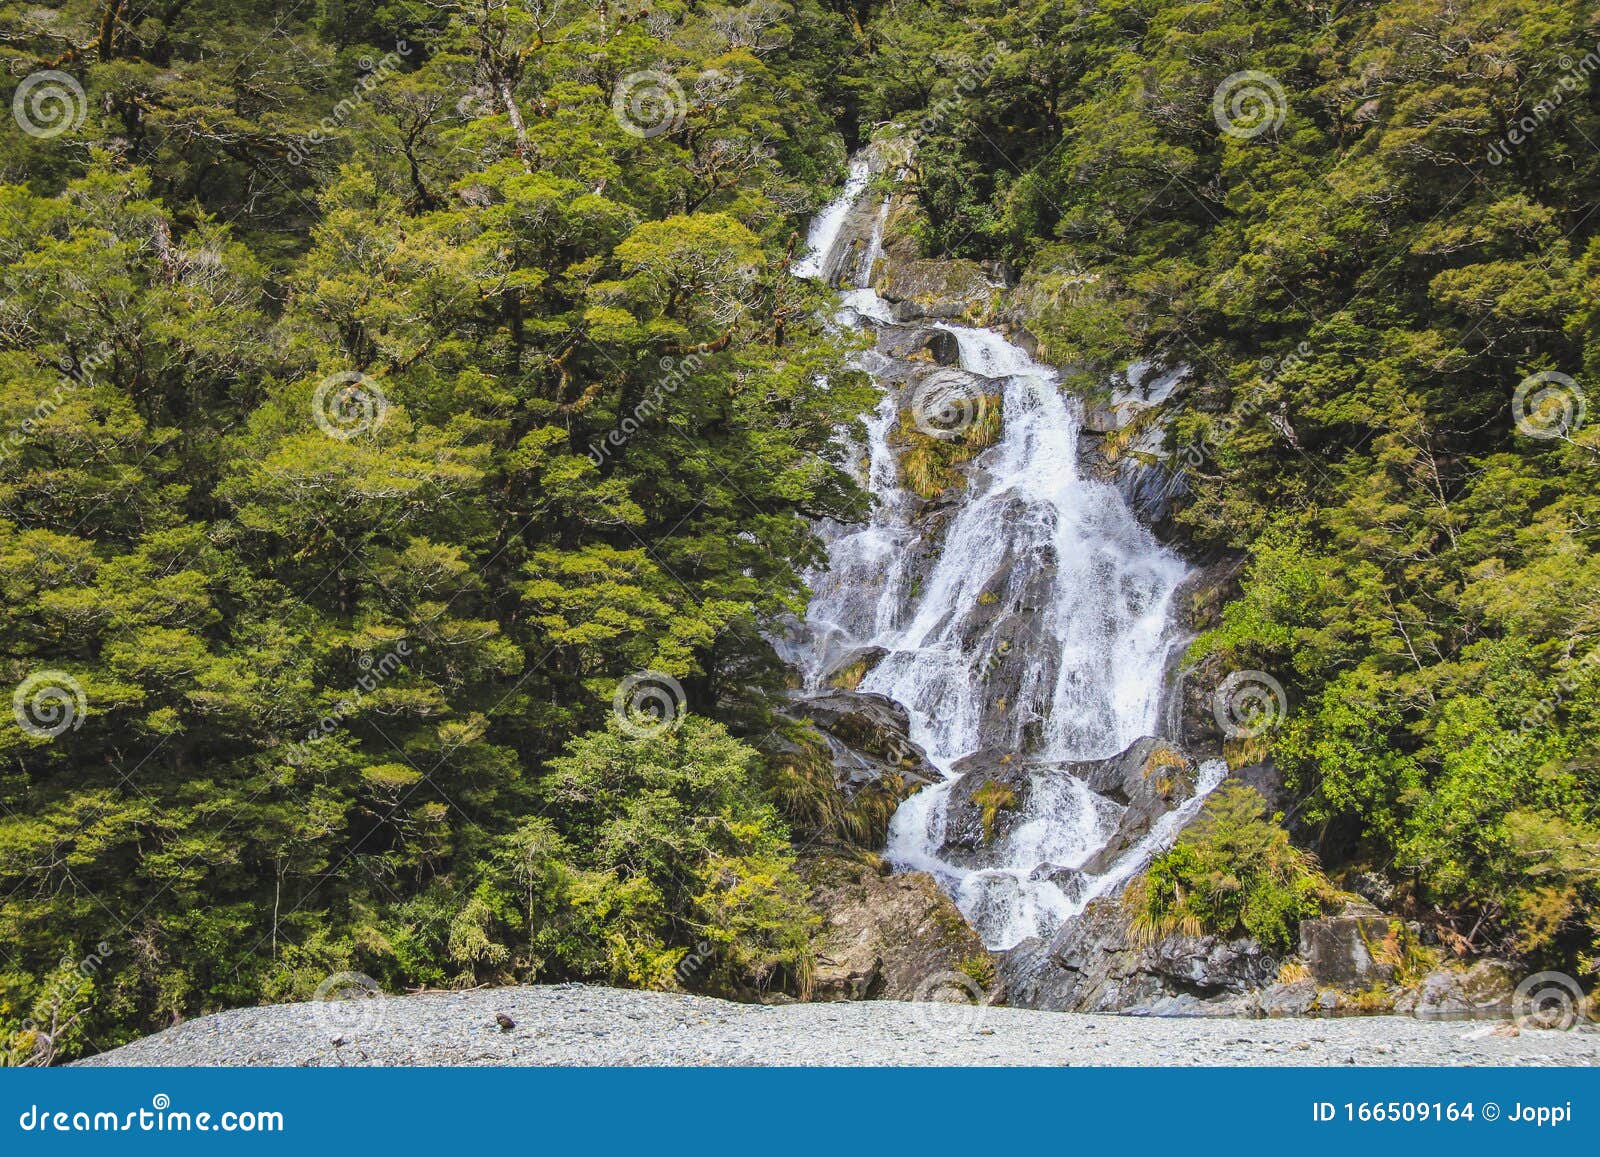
[1,0,1597,1058]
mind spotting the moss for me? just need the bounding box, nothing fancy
[895,393,1003,498]
[827,654,874,691]
[957,953,997,991]
[971,779,1018,843]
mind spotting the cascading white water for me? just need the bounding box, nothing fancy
[788,158,1218,951]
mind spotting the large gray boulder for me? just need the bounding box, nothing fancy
[875,256,997,321]
[1000,897,1276,1013]
[1298,906,1395,987]
[802,854,997,1004]
[1394,960,1516,1020]
[876,326,960,366]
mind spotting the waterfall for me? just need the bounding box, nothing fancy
[788,156,1219,951]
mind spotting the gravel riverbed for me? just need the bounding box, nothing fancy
[77,985,1600,1067]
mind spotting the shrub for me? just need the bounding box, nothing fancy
[1127,784,1335,955]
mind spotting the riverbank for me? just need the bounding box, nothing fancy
[77,985,1600,1067]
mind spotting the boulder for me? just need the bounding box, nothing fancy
[1258,978,1318,1018]
[1123,992,1259,1018]
[875,256,996,321]
[788,690,936,786]
[802,854,997,1003]
[1394,960,1516,1020]
[998,896,1275,1014]
[818,645,888,691]
[1075,737,1196,874]
[1144,934,1278,994]
[1298,909,1396,987]
[877,326,960,366]
[937,755,1034,861]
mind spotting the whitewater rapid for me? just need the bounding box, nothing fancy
[787,153,1219,950]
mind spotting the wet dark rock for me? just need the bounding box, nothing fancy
[787,690,940,794]
[1029,863,1091,905]
[937,755,1035,861]
[818,645,888,691]
[791,690,918,764]
[876,256,996,321]
[998,897,1274,1013]
[1155,555,1245,756]
[1075,738,1195,875]
[877,326,960,366]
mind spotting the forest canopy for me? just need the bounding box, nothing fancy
[1,0,1598,1057]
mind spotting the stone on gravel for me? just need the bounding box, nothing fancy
[74,985,1600,1068]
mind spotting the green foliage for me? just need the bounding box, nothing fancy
[1130,785,1335,955]
[840,0,1600,973]
[970,778,1016,844]
[0,0,870,1057]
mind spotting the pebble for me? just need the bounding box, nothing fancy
[74,986,1600,1068]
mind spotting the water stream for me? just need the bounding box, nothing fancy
[785,156,1220,951]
